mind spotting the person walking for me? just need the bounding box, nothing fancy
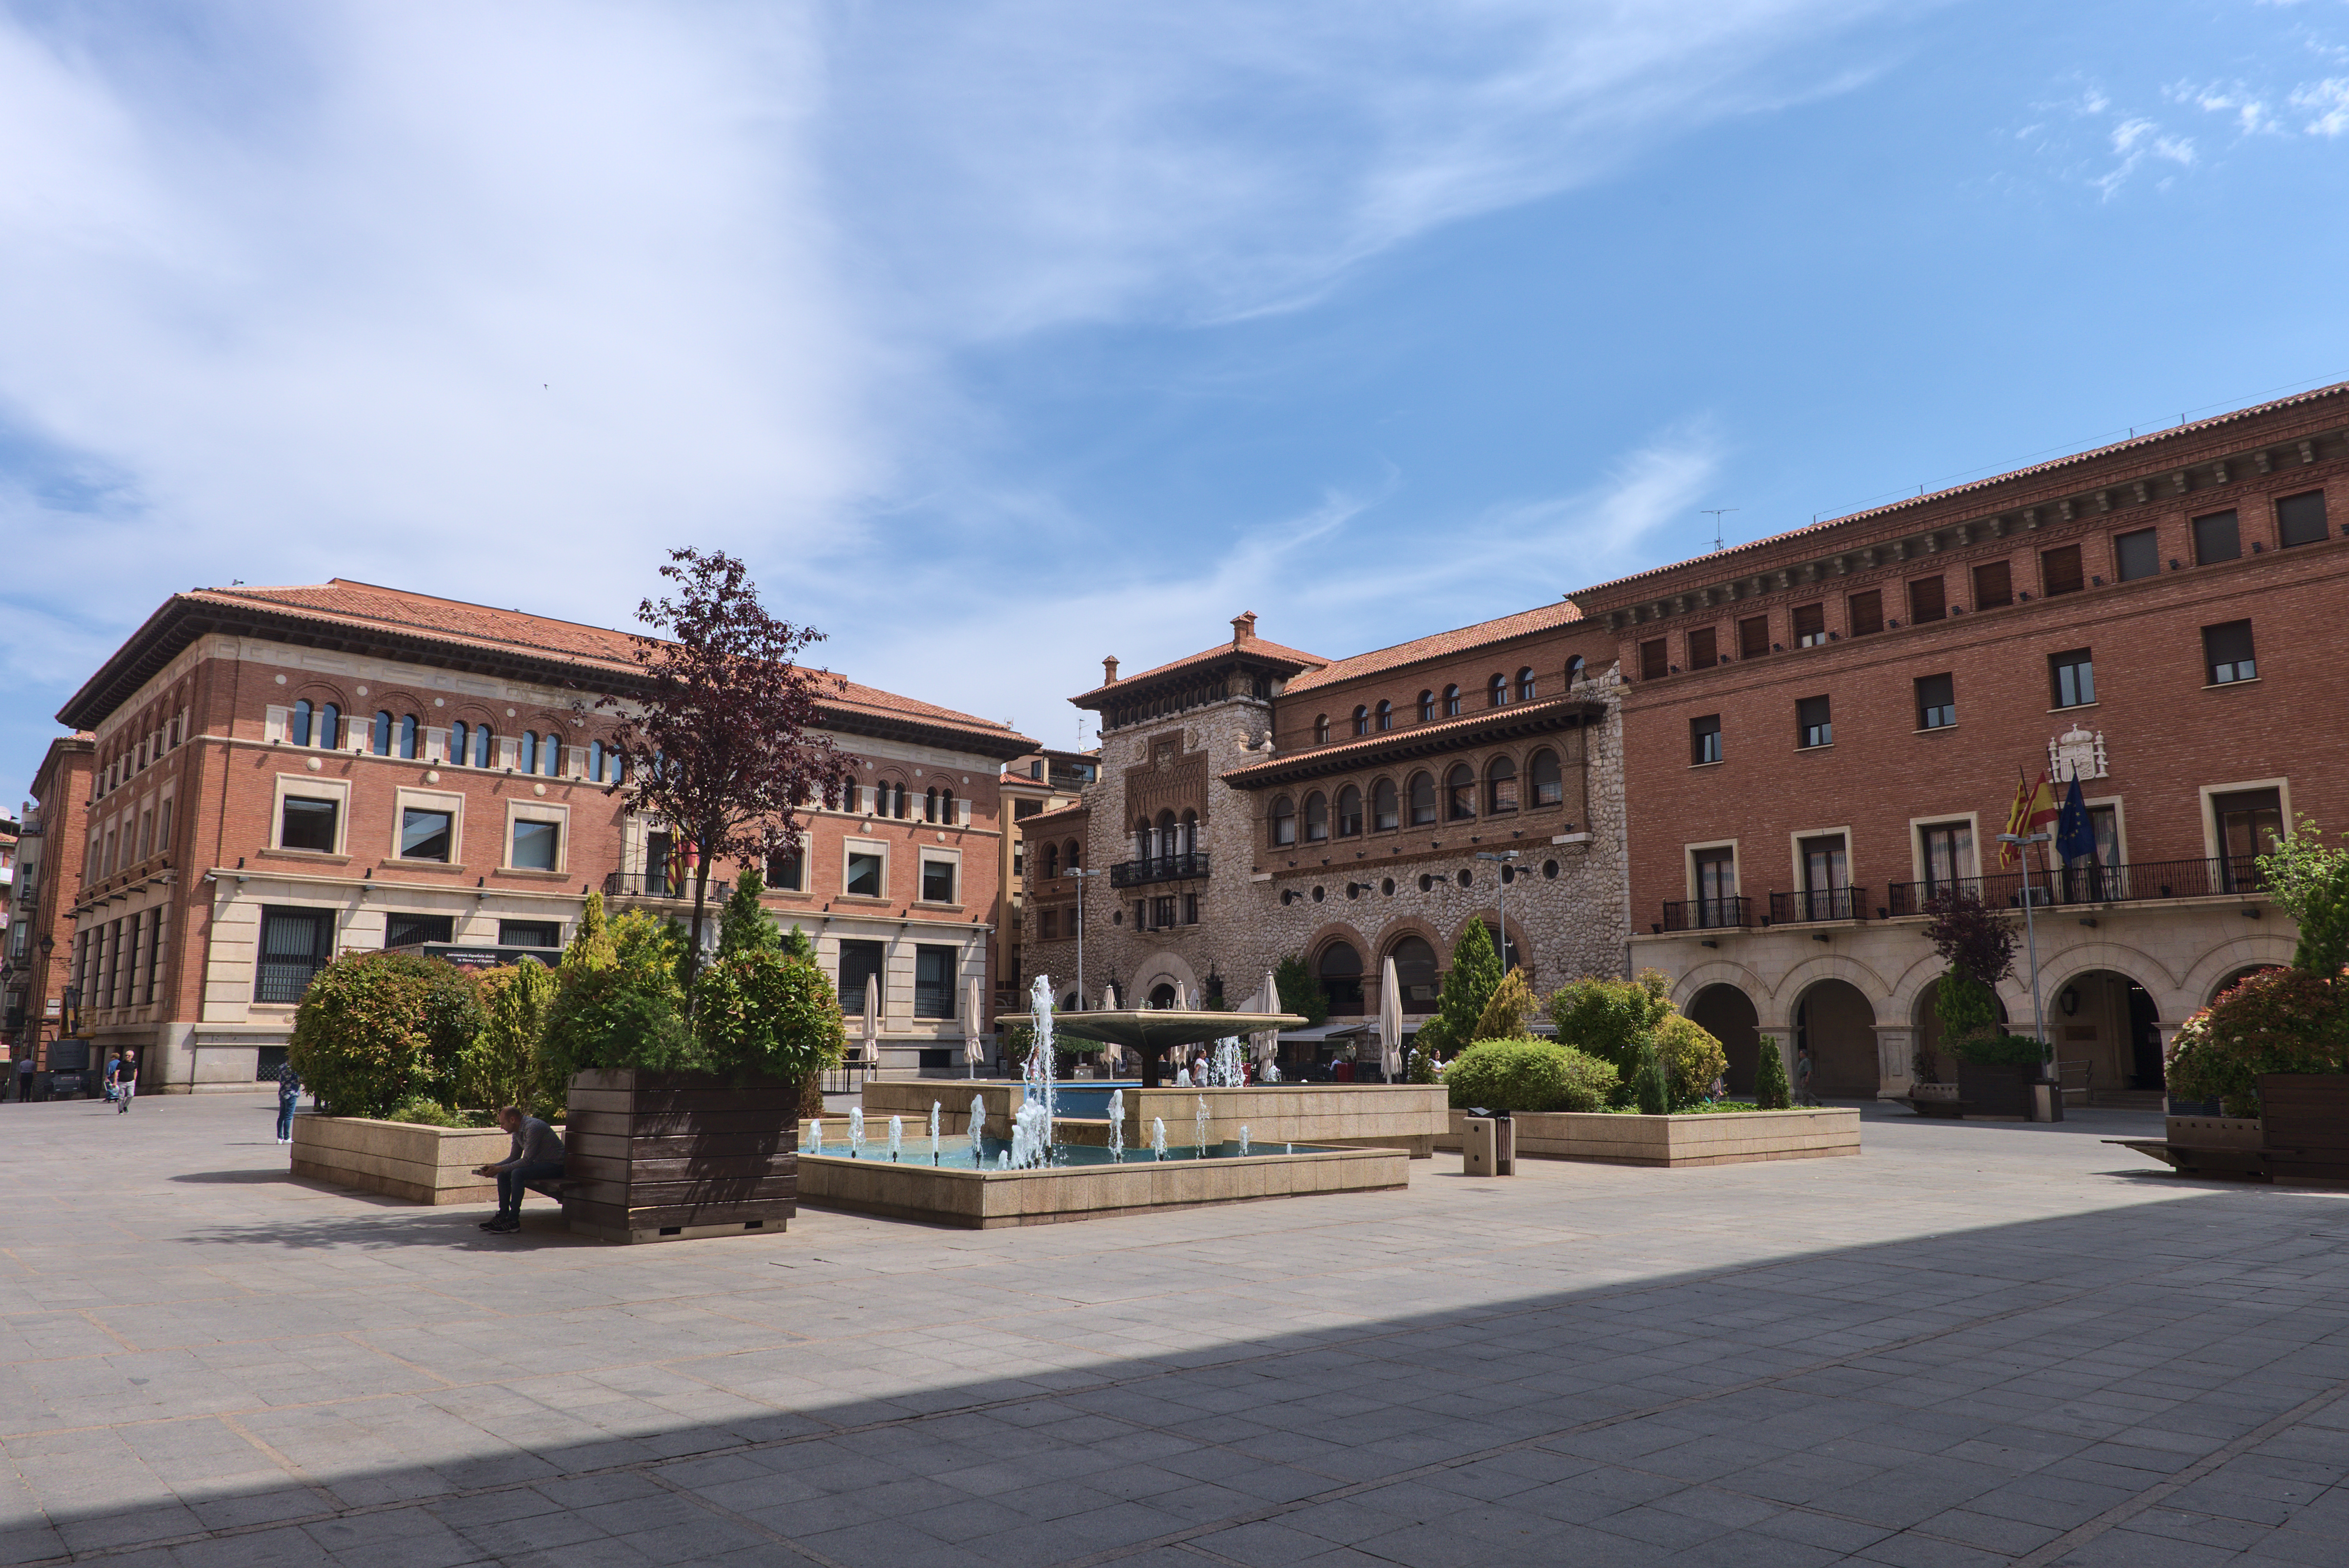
[274,1061,302,1144]
[472,1106,564,1234]
[110,1051,137,1113]
[12,1053,30,1104]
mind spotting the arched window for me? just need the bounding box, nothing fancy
[520,731,539,773]
[1417,690,1436,723]
[1372,777,1399,831]
[892,783,908,819]
[1352,705,1369,736]
[1304,791,1329,842]
[1408,771,1437,827]
[371,711,393,756]
[317,703,340,750]
[1565,654,1585,687]
[1065,838,1081,869]
[398,714,420,760]
[1443,684,1461,717]
[1135,817,1154,860]
[1375,700,1393,731]
[541,730,563,775]
[1318,942,1365,1016]
[1530,747,1563,806]
[1389,936,1440,1013]
[473,726,495,769]
[925,787,940,822]
[1156,809,1177,859]
[1484,922,1522,973]
[1335,784,1362,837]
[1314,714,1330,745]
[1487,674,1507,709]
[1271,797,1297,847]
[585,738,601,781]
[451,721,470,767]
[1179,809,1198,854]
[1042,842,1060,879]
[1487,754,1519,814]
[290,700,313,747]
[1446,763,1476,820]
[1516,667,1536,701]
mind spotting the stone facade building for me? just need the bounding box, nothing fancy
[50,580,1032,1091]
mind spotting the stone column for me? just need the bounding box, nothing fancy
[1873,1025,1918,1101]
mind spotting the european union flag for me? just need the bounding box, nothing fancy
[2055,774,2097,863]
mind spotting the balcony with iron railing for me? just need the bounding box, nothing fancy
[1660,895,1751,932]
[1768,886,1867,925]
[1109,852,1210,889]
[1882,856,2267,917]
[603,870,732,902]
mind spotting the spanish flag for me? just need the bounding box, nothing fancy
[2000,770,2056,865]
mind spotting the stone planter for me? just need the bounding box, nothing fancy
[1907,1083,1962,1119]
[1957,1061,2036,1120]
[563,1069,798,1243]
[1438,1106,1859,1167]
[2258,1073,2349,1185]
[290,1116,510,1204]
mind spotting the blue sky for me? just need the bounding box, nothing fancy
[4,0,2348,793]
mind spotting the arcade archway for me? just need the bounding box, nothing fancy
[1686,984,1761,1095]
[1794,979,1877,1098]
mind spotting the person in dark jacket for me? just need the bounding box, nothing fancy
[275,1062,301,1144]
[474,1106,564,1233]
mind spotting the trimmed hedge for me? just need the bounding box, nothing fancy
[1445,1038,1618,1113]
[288,952,483,1119]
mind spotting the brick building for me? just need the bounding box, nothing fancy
[1,738,94,1077]
[994,748,1094,1011]
[50,581,1032,1092]
[1023,608,1629,1066]
[1584,383,2348,1101]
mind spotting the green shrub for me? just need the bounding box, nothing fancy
[1632,1042,1669,1115]
[542,908,696,1079]
[1655,1014,1729,1108]
[1753,1034,1792,1110]
[1275,954,1329,1026]
[2165,967,2344,1116]
[1412,922,1504,1078]
[1444,1038,1618,1113]
[288,952,484,1118]
[1546,970,1673,1105]
[2262,817,2349,987]
[1933,968,1999,1044]
[1472,968,1538,1043]
[1946,1032,2045,1066]
[2164,1008,2255,1117]
[384,1095,466,1127]
[718,868,782,957]
[693,947,849,1082]
[461,957,557,1114]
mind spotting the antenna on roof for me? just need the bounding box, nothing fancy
[1700,510,1737,552]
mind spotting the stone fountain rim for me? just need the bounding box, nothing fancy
[991,1008,1309,1049]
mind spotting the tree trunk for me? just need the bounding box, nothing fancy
[685,829,714,1002]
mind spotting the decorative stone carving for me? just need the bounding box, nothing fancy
[2049,724,2107,782]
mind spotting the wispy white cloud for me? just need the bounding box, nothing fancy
[2290,77,2349,134]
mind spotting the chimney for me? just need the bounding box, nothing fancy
[1102,655,1120,684]
[1230,611,1258,646]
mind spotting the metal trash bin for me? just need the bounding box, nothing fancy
[1462,1109,1515,1176]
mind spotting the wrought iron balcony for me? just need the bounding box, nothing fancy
[1109,852,1209,888]
[603,870,731,902]
[1882,856,2266,918]
[1768,887,1866,925]
[1660,896,1751,933]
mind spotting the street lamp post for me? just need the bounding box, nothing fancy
[1070,866,1109,1011]
[1997,830,2054,1075]
[1474,851,1520,973]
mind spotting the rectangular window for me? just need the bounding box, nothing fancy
[1690,714,1722,766]
[1688,626,1717,668]
[1184,892,1199,925]
[117,914,138,1009]
[400,808,453,862]
[1972,560,2012,609]
[137,810,153,862]
[1638,638,1668,680]
[2050,648,2095,708]
[1012,799,1041,820]
[1915,673,1955,730]
[2204,620,2256,685]
[2212,789,2283,863]
[1799,835,1850,918]
[255,907,334,1004]
[837,939,885,1018]
[1920,822,1974,891]
[1907,575,1945,624]
[498,920,561,948]
[2277,490,2328,548]
[384,913,455,948]
[845,848,884,897]
[145,909,164,1005]
[1737,616,1770,659]
[2193,510,2240,565]
[1796,695,1832,749]
[1040,908,1058,939]
[2041,544,2084,597]
[157,796,172,853]
[1792,603,1826,647]
[510,819,560,871]
[1151,895,1176,930]
[1693,847,1736,928]
[280,797,339,854]
[913,945,956,1019]
[644,831,674,894]
[921,858,957,904]
[2114,527,2160,582]
[1847,589,1883,637]
[765,848,804,891]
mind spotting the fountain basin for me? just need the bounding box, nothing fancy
[856,1081,1447,1157]
[796,1140,1408,1228]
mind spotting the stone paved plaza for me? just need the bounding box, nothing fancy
[3,1094,2347,1568]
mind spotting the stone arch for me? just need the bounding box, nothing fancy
[1667,959,1770,1014]
[1307,925,1371,1016]
[1882,949,1961,1034]
[2177,934,2299,1011]
[1443,911,1527,977]
[1373,918,1447,1015]
[1685,982,1763,1095]
[1789,977,1879,1098]
[1757,952,1898,1033]
[1130,949,1200,1010]
[2020,940,2183,1027]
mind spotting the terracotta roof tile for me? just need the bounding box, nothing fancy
[1284,600,1585,695]
[1069,635,1328,705]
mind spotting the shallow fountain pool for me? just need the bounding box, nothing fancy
[801,1134,1319,1168]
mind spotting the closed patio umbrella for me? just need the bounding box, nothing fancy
[964,978,986,1076]
[860,978,880,1065]
[1379,956,1405,1081]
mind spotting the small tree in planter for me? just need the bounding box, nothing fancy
[462,956,559,1117]
[1920,890,2017,1083]
[1410,924,1503,1080]
[289,953,484,1119]
[1545,969,1673,1107]
[694,870,847,1107]
[1752,1031,1792,1110]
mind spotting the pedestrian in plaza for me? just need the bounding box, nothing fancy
[274,1061,302,1144]
[11,1053,29,1103]
[103,1051,119,1103]
[110,1051,137,1113]
[1794,1044,1817,1108]
[472,1105,564,1234]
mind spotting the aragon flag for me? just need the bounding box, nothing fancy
[2000,770,2056,865]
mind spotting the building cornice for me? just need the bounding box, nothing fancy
[1219,695,1603,789]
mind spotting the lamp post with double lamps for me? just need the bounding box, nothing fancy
[1997,829,2055,1114]
[1474,850,1520,974]
[1069,866,1109,1011]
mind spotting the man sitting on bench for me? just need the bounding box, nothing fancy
[475,1105,564,1233]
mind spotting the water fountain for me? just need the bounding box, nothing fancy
[929,1102,941,1165]
[888,1114,903,1163]
[1239,1125,1251,1156]
[807,1118,822,1154]
[967,1093,984,1165]
[1151,1117,1167,1161]
[1195,1095,1209,1159]
[848,1107,865,1159]
[1107,1090,1125,1160]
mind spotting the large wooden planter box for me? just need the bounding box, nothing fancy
[1957,1061,2036,1119]
[1437,1106,1859,1167]
[290,1116,510,1204]
[563,1069,798,1243]
[2259,1073,2349,1185]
